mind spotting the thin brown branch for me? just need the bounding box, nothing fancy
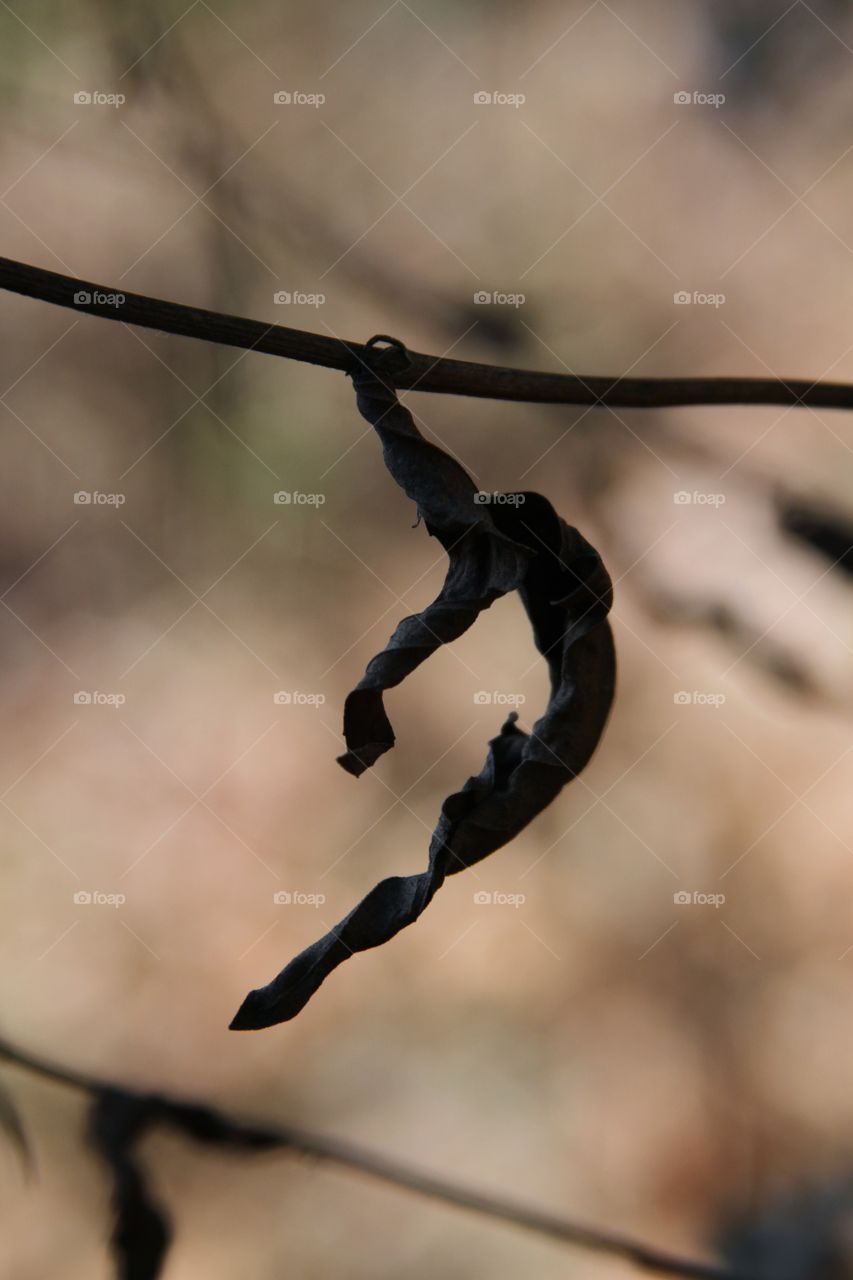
[1,256,852,411]
[0,1036,752,1280]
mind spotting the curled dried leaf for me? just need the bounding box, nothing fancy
[231,337,616,1030]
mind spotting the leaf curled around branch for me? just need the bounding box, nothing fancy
[231,336,616,1031]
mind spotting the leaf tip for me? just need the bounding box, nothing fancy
[336,742,391,777]
[228,996,261,1031]
[229,989,291,1032]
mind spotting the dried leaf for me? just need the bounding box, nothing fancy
[88,1083,284,1279]
[0,1082,31,1175]
[157,1096,281,1152]
[231,337,616,1030]
[90,1090,171,1280]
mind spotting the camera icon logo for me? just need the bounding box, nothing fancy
[673,691,691,705]
[73,691,92,704]
[273,691,292,705]
[73,491,92,505]
[73,91,93,105]
[473,691,492,704]
[673,291,692,305]
[74,890,93,904]
[673,91,691,105]
[273,491,292,504]
[673,890,692,905]
[673,491,692,505]
[273,291,291,304]
[73,291,92,305]
[473,91,492,105]
[473,890,492,904]
[273,890,292,904]
[473,290,491,304]
[273,91,292,104]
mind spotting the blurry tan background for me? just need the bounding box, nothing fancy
[2,1,853,1276]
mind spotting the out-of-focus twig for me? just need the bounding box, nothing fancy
[0,1035,756,1280]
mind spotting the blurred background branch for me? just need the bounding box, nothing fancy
[0,1037,751,1280]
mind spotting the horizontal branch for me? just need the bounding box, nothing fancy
[0,1036,750,1280]
[1,256,852,411]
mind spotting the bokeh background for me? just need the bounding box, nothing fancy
[2,1,853,1276]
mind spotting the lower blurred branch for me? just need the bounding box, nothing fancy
[0,1036,752,1280]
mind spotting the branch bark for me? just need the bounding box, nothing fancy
[2,256,852,411]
